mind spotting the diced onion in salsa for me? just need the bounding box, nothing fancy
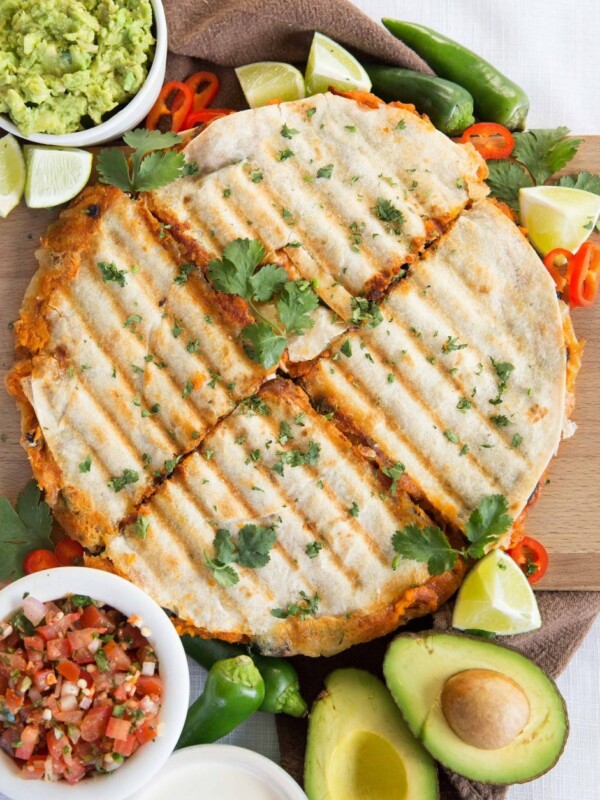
[0,595,161,784]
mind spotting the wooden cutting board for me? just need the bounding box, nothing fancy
[1,138,599,589]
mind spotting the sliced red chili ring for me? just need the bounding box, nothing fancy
[543,248,574,293]
[146,81,194,132]
[569,241,600,307]
[460,122,515,160]
[182,108,236,129]
[185,71,220,111]
[508,536,549,584]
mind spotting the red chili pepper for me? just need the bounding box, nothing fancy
[460,122,515,160]
[508,536,549,585]
[23,549,60,574]
[185,71,220,111]
[55,537,84,566]
[146,81,194,132]
[182,108,236,130]
[543,248,574,293]
[568,241,600,307]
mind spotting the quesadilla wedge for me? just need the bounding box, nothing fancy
[302,200,570,536]
[105,378,465,657]
[7,185,270,547]
[148,92,488,319]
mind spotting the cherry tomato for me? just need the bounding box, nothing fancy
[508,536,549,584]
[568,241,600,307]
[55,537,84,566]
[23,549,60,574]
[460,122,515,160]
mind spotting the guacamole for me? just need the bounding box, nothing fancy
[0,0,155,136]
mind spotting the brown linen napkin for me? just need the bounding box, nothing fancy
[163,0,433,108]
[276,592,600,800]
[160,3,600,796]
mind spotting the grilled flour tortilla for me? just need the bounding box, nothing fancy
[7,94,575,656]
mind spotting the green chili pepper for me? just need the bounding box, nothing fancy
[181,635,308,718]
[365,65,474,136]
[176,655,264,749]
[382,19,529,131]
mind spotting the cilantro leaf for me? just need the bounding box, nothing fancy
[134,149,185,192]
[208,239,266,298]
[486,160,533,212]
[271,591,319,620]
[249,264,289,302]
[276,280,319,334]
[97,148,132,192]
[204,552,240,587]
[381,462,405,495]
[392,524,457,576]
[0,481,54,581]
[513,127,583,184]
[237,524,277,568]
[214,529,237,564]
[98,129,183,195]
[242,322,287,368]
[123,129,182,154]
[557,171,600,195]
[350,297,383,328]
[464,494,513,558]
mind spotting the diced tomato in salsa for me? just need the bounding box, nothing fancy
[0,595,162,784]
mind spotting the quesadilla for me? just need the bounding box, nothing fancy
[302,200,568,535]
[148,92,488,319]
[105,378,465,657]
[7,185,270,547]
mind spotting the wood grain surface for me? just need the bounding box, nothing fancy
[1,138,598,589]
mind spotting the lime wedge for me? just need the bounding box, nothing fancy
[452,549,542,635]
[519,185,600,257]
[235,62,306,108]
[24,146,93,209]
[0,134,26,218]
[305,32,372,96]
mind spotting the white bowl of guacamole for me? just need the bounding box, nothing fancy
[0,0,167,145]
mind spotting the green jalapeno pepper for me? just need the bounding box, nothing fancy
[176,655,264,749]
[382,19,529,131]
[365,65,475,135]
[181,634,308,718]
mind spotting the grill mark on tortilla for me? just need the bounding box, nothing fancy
[125,497,255,626]
[326,357,467,507]
[198,445,308,582]
[223,417,365,589]
[239,403,392,569]
[367,310,531,464]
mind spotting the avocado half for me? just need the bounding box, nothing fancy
[304,668,438,800]
[383,632,569,785]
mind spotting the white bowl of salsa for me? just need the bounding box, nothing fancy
[0,567,189,800]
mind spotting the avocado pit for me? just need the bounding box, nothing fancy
[441,668,530,750]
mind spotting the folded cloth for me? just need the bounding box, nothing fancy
[276,592,600,800]
[162,3,600,798]
[163,0,432,107]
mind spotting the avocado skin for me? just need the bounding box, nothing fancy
[304,668,438,799]
[383,632,569,785]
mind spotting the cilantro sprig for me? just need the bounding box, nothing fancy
[208,238,319,368]
[0,482,53,581]
[204,524,277,587]
[486,126,599,222]
[391,494,513,575]
[97,129,185,195]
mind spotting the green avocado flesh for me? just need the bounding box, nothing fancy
[383,633,569,785]
[304,669,438,800]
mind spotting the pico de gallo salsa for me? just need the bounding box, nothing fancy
[0,594,162,784]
